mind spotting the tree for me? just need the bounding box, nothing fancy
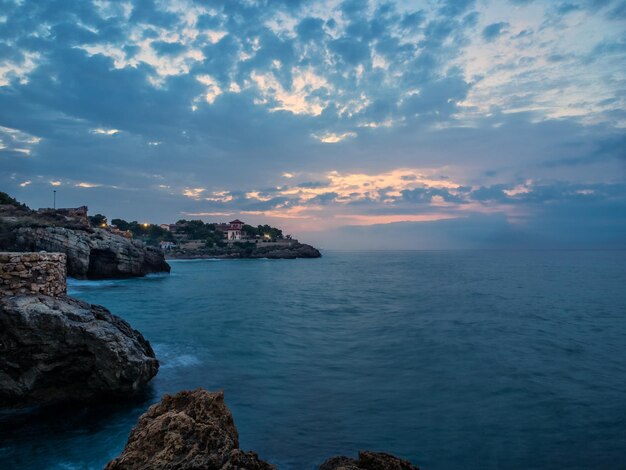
[111,218,130,230]
[257,224,283,240]
[243,224,259,237]
[0,191,23,207]
[89,214,107,227]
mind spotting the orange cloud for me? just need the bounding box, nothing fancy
[337,213,461,225]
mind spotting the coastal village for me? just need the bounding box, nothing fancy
[0,192,320,262]
[154,218,296,252]
[94,215,305,257]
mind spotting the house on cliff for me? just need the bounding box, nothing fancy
[226,219,245,241]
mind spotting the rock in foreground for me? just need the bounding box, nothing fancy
[319,452,420,470]
[107,388,422,470]
[105,389,275,470]
[0,295,159,408]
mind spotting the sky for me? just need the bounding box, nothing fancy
[1,0,625,249]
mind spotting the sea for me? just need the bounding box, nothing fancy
[1,250,625,469]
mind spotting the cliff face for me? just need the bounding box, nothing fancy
[0,202,170,279]
[11,226,170,279]
[0,295,159,408]
[0,223,170,279]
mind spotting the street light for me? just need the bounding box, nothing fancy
[53,190,56,209]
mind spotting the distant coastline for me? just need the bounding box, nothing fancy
[0,192,321,265]
[164,240,321,260]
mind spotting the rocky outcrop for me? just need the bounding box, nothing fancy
[107,389,422,470]
[250,242,321,259]
[8,226,170,279]
[319,452,420,470]
[166,242,322,260]
[106,389,275,470]
[0,295,159,408]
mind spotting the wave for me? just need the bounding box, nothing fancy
[152,344,205,369]
[67,274,171,293]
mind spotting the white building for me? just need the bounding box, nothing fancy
[226,219,245,241]
[159,241,176,250]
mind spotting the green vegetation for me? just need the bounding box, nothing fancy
[174,219,283,243]
[88,214,107,227]
[174,220,224,247]
[242,224,283,240]
[107,217,285,249]
[175,219,217,240]
[110,219,174,246]
[0,191,27,208]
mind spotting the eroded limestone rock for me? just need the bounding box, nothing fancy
[0,295,159,407]
[105,389,275,470]
[11,226,170,279]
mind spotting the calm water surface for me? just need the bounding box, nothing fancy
[1,250,625,469]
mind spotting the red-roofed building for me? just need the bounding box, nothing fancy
[227,219,245,241]
[229,219,244,229]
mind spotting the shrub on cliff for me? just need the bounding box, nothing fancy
[0,191,26,208]
[88,213,107,227]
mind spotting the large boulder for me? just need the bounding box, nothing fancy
[0,295,159,407]
[319,452,421,470]
[106,389,275,470]
[11,226,170,279]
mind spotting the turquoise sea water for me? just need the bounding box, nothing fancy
[1,250,626,469]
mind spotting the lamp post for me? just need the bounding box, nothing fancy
[53,190,56,209]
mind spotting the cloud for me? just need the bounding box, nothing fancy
[90,128,120,135]
[482,22,509,41]
[0,125,41,156]
[314,131,357,143]
[0,0,623,248]
[183,187,206,198]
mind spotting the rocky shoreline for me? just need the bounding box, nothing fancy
[0,294,159,408]
[106,389,420,470]
[0,200,170,279]
[0,250,418,469]
[12,225,171,279]
[166,241,322,260]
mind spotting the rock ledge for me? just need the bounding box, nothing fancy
[0,295,159,407]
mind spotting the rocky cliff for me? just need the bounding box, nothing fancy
[107,389,421,470]
[11,226,170,279]
[0,295,159,408]
[0,202,170,279]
